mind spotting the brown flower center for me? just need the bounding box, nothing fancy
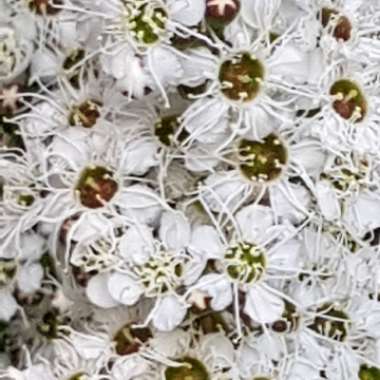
[219,52,264,102]
[75,166,118,209]
[330,79,367,122]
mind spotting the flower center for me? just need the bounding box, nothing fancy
[113,324,152,356]
[27,0,63,15]
[271,301,299,333]
[0,29,17,78]
[75,166,118,209]
[219,52,264,102]
[154,115,188,147]
[307,303,350,342]
[69,100,102,128]
[321,156,369,193]
[37,309,64,339]
[165,357,209,380]
[71,238,118,273]
[359,365,380,380]
[238,134,288,183]
[320,8,352,42]
[330,79,367,122]
[123,1,168,45]
[134,250,184,296]
[224,242,266,284]
[0,259,17,287]
[68,374,89,380]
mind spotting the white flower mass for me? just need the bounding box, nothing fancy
[1,0,380,378]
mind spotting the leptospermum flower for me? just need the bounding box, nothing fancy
[76,0,206,103]
[299,63,380,154]
[179,24,318,148]
[299,0,380,65]
[195,130,323,221]
[85,211,191,331]
[0,24,33,86]
[38,131,166,256]
[186,204,302,337]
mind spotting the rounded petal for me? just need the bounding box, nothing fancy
[244,285,284,323]
[152,296,187,331]
[86,274,118,308]
[17,263,43,294]
[197,273,232,311]
[0,289,18,321]
[159,211,191,251]
[170,0,206,26]
[189,225,224,259]
[107,272,144,306]
[119,225,155,265]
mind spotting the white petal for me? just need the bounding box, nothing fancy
[189,225,224,259]
[17,263,43,294]
[107,272,144,306]
[159,211,190,251]
[201,171,247,213]
[0,289,18,321]
[269,238,301,269]
[19,232,46,261]
[122,138,158,176]
[152,296,187,331]
[68,331,109,360]
[315,180,341,221]
[343,191,380,235]
[197,274,232,311]
[118,185,162,225]
[119,225,154,265]
[241,0,281,29]
[291,140,326,177]
[149,46,183,85]
[86,274,118,308]
[244,285,284,323]
[236,205,274,243]
[183,98,229,144]
[170,0,206,26]
[270,182,311,223]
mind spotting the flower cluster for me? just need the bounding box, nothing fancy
[1,0,380,378]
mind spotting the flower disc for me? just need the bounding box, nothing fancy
[75,166,118,209]
[165,357,209,380]
[219,52,264,102]
[238,134,288,183]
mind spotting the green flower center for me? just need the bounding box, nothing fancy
[135,251,183,296]
[330,79,367,122]
[113,324,152,356]
[124,1,168,45]
[37,309,63,340]
[271,301,299,333]
[238,134,288,183]
[307,303,350,342]
[69,100,102,128]
[321,157,369,193]
[0,259,17,287]
[359,365,380,380]
[68,373,89,380]
[154,115,188,147]
[17,193,35,207]
[27,0,63,15]
[75,166,118,209]
[165,357,209,380]
[219,52,264,102]
[320,8,352,42]
[0,31,17,77]
[225,242,266,284]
